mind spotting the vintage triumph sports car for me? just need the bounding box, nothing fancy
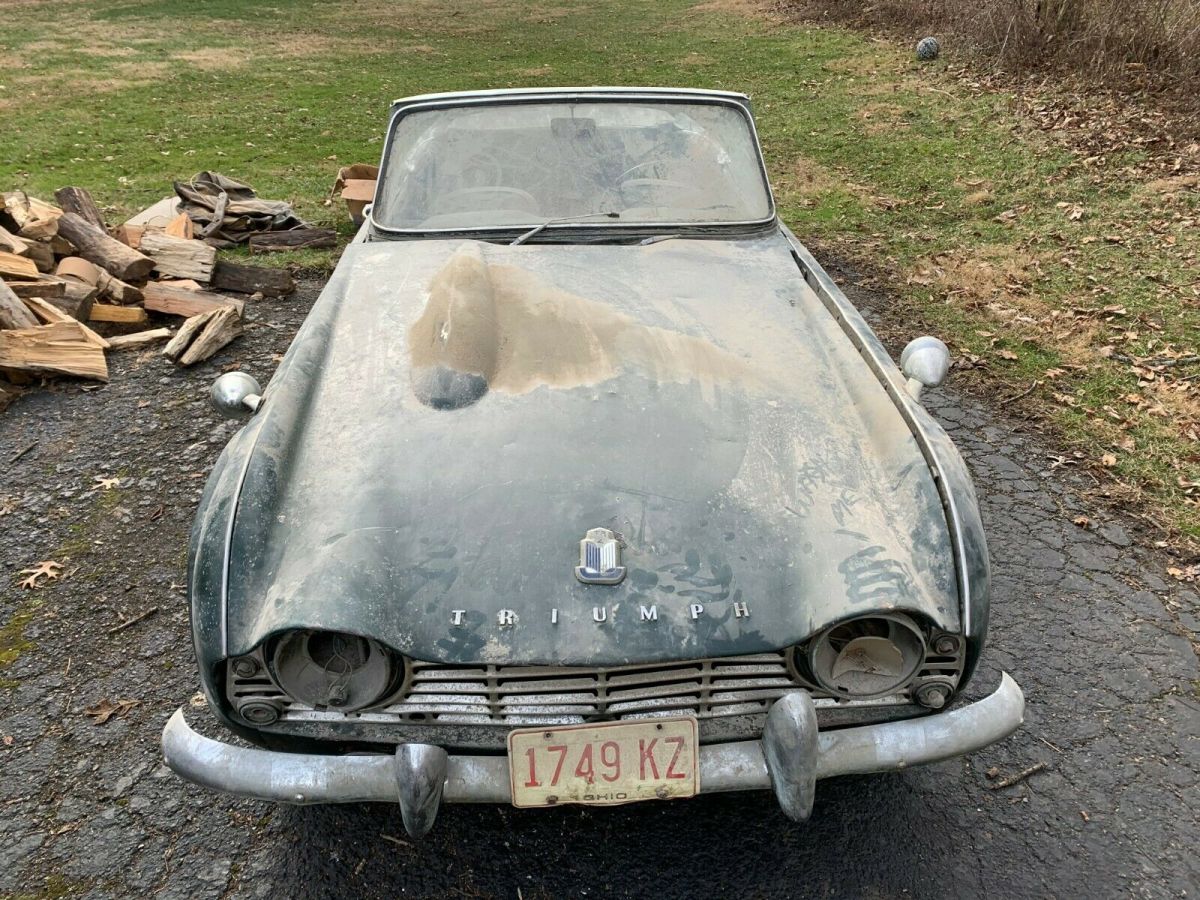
[163,87,1024,837]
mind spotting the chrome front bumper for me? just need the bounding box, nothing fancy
[163,672,1024,838]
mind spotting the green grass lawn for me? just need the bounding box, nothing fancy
[1,0,1196,540]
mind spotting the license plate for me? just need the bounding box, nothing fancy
[507,717,699,808]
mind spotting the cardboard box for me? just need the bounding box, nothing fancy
[333,164,379,226]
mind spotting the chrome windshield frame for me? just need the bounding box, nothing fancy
[367,87,778,239]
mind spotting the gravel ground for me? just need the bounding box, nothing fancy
[0,272,1197,900]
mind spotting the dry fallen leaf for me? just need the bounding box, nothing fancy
[94,476,121,490]
[997,349,1019,361]
[1073,515,1091,527]
[83,698,139,725]
[19,559,63,590]
[1101,453,1118,467]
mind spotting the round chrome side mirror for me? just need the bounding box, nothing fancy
[210,372,263,419]
[900,336,950,399]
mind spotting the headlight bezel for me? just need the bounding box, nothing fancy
[798,613,928,701]
[255,629,408,715]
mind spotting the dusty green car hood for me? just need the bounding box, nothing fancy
[217,233,959,665]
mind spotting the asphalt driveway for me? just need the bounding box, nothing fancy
[0,273,1196,900]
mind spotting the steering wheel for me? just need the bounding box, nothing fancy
[437,186,540,215]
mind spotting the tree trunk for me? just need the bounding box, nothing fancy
[54,187,106,230]
[211,260,296,297]
[248,227,336,253]
[55,212,155,282]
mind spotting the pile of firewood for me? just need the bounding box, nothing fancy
[0,185,298,402]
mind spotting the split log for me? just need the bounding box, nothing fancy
[24,241,55,273]
[89,304,148,325]
[106,327,171,350]
[0,276,40,330]
[0,225,32,256]
[211,260,295,297]
[139,231,216,281]
[162,306,242,366]
[49,281,98,322]
[1,192,61,241]
[248,227,337,253]
[0,321,108,381]
[113,224,144,249]
[0,250,39,281]
[53,187,106,231]
[164,212,194,239]
[55,257,142,305]
[123,197,180,229]
[143,282,243,318]
[55,213,155,282]
[22,297,109,349]
[49,234,74,257]
[4,278,67,299]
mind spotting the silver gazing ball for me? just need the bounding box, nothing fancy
[916,37,940,61]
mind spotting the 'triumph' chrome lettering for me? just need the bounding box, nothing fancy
[448,602,750,627]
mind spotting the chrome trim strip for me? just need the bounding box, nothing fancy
[162,674,1023,831]
[780,227,975,636]
[390,87,755,108]
[369,89,777,237]
[217,428,260,659]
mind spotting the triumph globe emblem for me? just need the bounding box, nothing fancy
[574,528,627,585]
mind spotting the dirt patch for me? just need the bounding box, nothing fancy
[173,47,247,71]
[856,101,908,135]
[679,52,716,66]
[689,0,785,21]
[408,244,755,399]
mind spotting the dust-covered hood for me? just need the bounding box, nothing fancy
[222,233,958,665]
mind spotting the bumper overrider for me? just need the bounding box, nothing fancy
[163,673,1023,838]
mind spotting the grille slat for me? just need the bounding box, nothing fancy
[382,654,799,724]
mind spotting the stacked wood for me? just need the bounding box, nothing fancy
[211,260,295,297]
[107,328,171,351]
[55,257,142,304]
[1,192,60,241]
[89,304,148,325]
[139,231,215,281]
[143,282,243,318]
[0,321,108,381]
[0,226,52,271]
[248,227,336,253]
[22,296,109,349]
[5,277,67,299]
[6,274,95,319]
[162,306,241,366]
[55,213,155,282]
[0,225,33,256]
[53,187,105,230]
[0,251,39,280]
[0,276,40,330]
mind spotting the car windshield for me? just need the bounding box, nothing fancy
[373,99,773,232]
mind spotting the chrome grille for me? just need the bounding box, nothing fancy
[225,639,965,746]
[384,653,800,726]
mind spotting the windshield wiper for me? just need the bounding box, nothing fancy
[510,211,620,246]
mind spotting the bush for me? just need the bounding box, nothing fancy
[789,0,1200,88]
